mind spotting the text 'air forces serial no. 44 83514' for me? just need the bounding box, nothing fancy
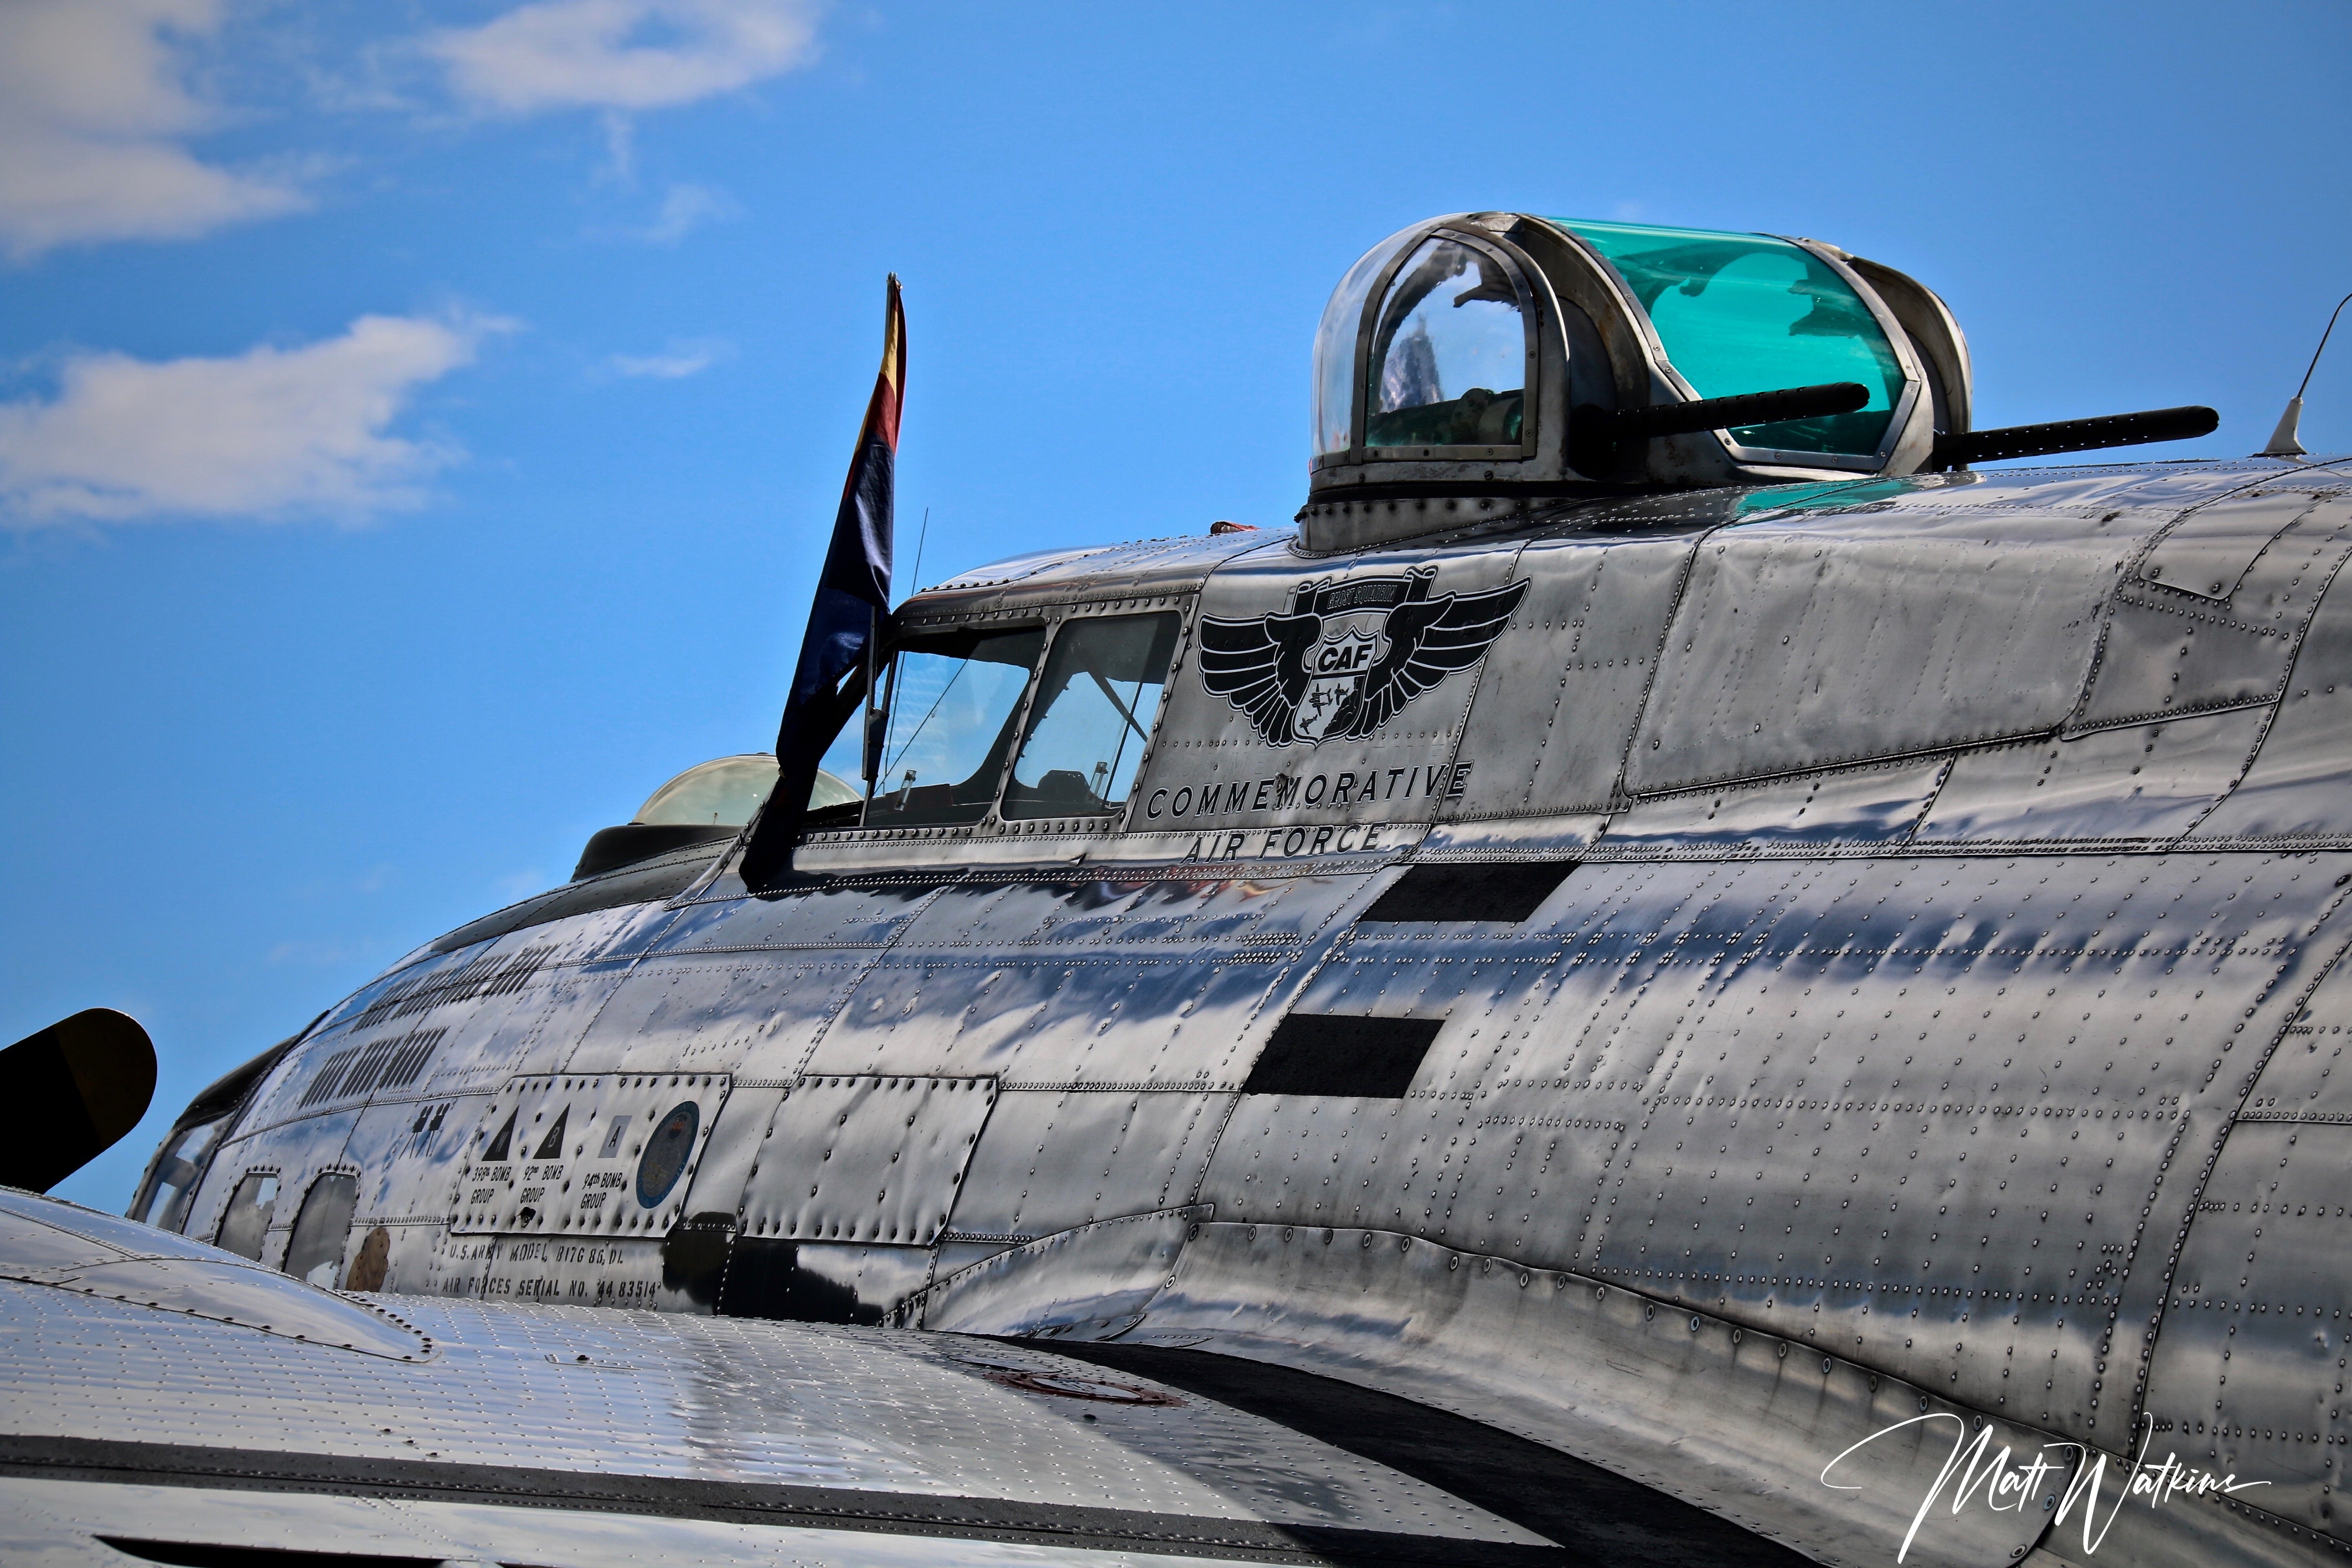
[8,218,2352,1568]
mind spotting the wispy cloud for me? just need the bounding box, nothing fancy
[428,0,820,116]
[608,335,732,379]
[599,109,637,181]
[0,0,308,261]
[491,868,548,902]
[0,313,510,526]
[640,181,737,242]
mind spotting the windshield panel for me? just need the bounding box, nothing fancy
[1004,613,1180,819]
[1556,219,1905,456]
[865,627,1044,828]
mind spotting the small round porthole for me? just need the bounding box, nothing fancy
[636,1101,700,1208]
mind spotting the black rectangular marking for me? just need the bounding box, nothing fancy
[104,1542,445,1568]
[1243,1014,1441,1098]
[1359,861,1574,924]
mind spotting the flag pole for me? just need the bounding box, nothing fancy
[739,274,904,888]
[859,605,879,828]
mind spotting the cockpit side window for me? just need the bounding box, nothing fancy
[125,1032,300,1233]
[128,1117,225,1233]
[282,1171,358,1287]
[213,1171,279,1260]
[1364,237,1531,450]
[1003,612,1181,819]
[860,626,1046,828]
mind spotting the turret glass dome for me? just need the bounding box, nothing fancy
[1552,219,1906,456]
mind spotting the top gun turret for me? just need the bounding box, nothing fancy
[1300,213,2213,550]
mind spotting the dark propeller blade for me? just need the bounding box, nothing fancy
[0,1009,155,1192]
[1932,405,2218,467]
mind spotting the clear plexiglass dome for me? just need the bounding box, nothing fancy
[632,754,859,827]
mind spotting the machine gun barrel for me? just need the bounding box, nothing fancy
[1932,405,2218,467]
[1576,381,1870,441]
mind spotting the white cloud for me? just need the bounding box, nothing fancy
[0,314,507,526]
[599,110,638,181]
[608,336,731,379]
[0,0,306,260]
[640,181,737,242]
[429,0,819,115]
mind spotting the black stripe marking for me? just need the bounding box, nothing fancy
[1243,1016,1441,1099]
[1,1436,1567,1568]
[103,1541,444,1568]
[1039,1342,1812,1568]
[1360,863,1574,924]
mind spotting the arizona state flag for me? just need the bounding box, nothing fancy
[742,276,904,886]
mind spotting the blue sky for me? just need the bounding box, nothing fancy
[5,0,2348,1212]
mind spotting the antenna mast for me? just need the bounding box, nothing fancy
[2265,291,2352,458]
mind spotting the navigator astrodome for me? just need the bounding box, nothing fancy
[7,212,2352,1568]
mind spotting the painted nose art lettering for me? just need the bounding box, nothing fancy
[1197,567,1529,746]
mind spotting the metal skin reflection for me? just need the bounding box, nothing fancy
[82,215,2352,1568]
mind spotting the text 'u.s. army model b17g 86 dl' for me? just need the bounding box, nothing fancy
[9,219,2352,1568]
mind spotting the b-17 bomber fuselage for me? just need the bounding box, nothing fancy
[107,214,2352,1568]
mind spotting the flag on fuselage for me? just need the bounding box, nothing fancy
[741,275,903,886]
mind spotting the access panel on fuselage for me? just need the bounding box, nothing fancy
[1446,521,1700,820]
[2141,939,2352,1531]
[1623,471,2216,795]
[786,872,1374,1260]
[2197,509,2352,841]
[738,1073,996,1246]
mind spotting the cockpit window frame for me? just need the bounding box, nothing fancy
[1338,224,1543,469]
[855,620,1051,832]
[1001,609,1184,822]
[796,595,1197,856]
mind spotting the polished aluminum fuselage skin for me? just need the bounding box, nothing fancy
[137,455,2352,1568]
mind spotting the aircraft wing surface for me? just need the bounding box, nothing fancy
[0,1189,1799,1568]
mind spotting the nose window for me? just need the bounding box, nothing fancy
[1365,237,1529,450]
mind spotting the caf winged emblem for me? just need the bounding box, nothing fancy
[1196,568,1529,746]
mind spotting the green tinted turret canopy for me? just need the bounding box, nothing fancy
[1302,212,1970,549]
[1553,219,1908,459]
